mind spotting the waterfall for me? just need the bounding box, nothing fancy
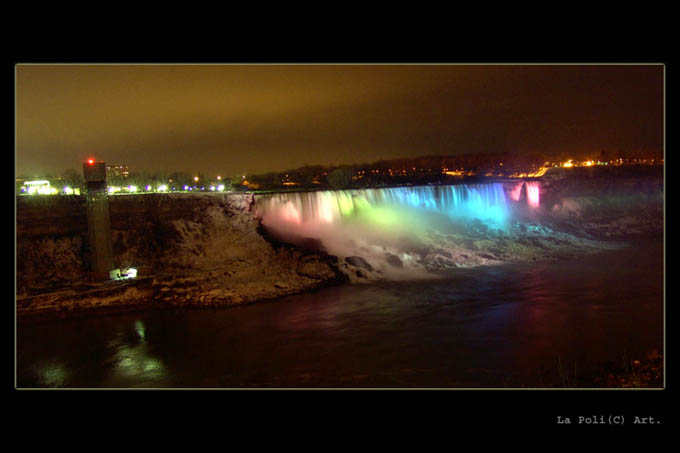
[254,183,513,228]
[508,181,540,208]
[253,182,542,280]
[525,181,540,208]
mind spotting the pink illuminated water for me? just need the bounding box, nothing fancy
[525,181,540,208]
[510,182,524,202]
[508,181,540,207]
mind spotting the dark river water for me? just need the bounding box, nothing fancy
[16,238,663,388]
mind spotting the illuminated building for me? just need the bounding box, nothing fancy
[106,164,130,179]
[24,180,57,195]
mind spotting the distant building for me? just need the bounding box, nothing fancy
[106,164,130,179]
[23,180,57,195]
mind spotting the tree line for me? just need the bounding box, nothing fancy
[233,152,549,191]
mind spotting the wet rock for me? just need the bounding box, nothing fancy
[384,253,403,268]
[345,256,373,272]
[296,237,324,252]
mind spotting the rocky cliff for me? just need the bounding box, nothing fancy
[16,193,347,317]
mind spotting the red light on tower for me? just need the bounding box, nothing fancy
[88,158,95,165]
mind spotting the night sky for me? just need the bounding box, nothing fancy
[16,64,663,178]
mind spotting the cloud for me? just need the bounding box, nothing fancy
[16,64,663,176]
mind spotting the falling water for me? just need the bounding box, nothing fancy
[510,181,524,202]
[253,183,542,280]
[508,180,540,208]
[525,181,540,208]
[254,183,513,228]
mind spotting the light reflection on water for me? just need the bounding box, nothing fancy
[17,239,663,388]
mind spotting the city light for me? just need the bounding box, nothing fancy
[25,180,55,195]
[19,152,662,198]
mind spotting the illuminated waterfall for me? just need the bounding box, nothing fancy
[254,183,512,228]
[510,181,524,202]
[525,181,540,208]
[507,181,540,208]
[254,182,543,280]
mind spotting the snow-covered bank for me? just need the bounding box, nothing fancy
[16,193,347,317]
[540,166,663,240]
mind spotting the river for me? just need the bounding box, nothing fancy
[16,237,663,388]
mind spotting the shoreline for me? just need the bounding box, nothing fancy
[17,232,662,322]
[16,258,350,322]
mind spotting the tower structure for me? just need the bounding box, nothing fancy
[83,159,118,280]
